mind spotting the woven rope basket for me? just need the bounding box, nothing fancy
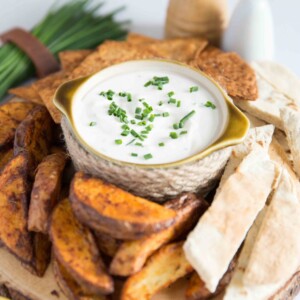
[61,117,232,201]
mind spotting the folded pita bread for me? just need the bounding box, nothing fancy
[183,146,279,292]
[225,168,300,300]
[243,168,300,286]
[218,125,274,190]
[234,75,298,130]
[252,61,300,106]
[280,108,300,178]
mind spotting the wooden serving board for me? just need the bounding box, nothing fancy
[0,246,188,300]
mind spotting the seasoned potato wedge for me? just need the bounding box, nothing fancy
[0,148,13,170]
[110,194,208,276]
[0,110,19,149]
[28,152,67,233]
[186,257,237,300]
[53,259,108,300]
[22,233,51,277]
[121,242,193,300]
[70,172,177,240]
[14,106,53,176]
[0,102,36,122]
[94,231,121,258]
[50,199,114,295]
[0,153,33,264]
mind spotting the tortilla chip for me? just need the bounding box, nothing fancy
[33,72,67,123]
[196,51,258,101]
[8,86,44,105]
[70,40,159,79]
[59,49,93,72]
[126,33,158,44]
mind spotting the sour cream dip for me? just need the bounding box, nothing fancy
[72,61,228,165]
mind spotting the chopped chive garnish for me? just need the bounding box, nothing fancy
[122,124,130,130]
[126,139,136,145]
[177,101,181,108]
[131,129,140,138]
[173,123,179,130]
[100,90,115,100]
[141,130,148,134]
[131,153,138,157]
[127,93,132,102]
[168,98,176,104]
[163,112,170,117]
[139,98,144,102]
[146,125,153,131]
[135,142,143,147]
[168,91,175,97]
[119,92,126,97]
[154,113,161,117]
[204,101,216,109]
[135,107,142,114]
[149,114,155,122]
[158,101,163,106]
[130,120,136,124]
[159,142,165,147]
[144,76,169,90]
[115,139,122,145]
[179,110,196,128]
[144,153,153,160]
[180,131,188,135]
[89,121,97,126]
[135,115,143,120]
[170,132,178,139]
[190,86,199,93]
[121,131,130,136]
[137,121,147,126]
[141,134,148,139]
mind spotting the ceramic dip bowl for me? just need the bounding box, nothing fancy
[54,60,249,201]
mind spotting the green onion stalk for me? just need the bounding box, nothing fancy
[0,0,128,100]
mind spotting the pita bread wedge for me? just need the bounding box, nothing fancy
[252,61,300,105]
[218,125,274,189]
[280,107,300,178]
[243,168,300,286]
[183,146,279,292]
[126,33,158,44]
[225,168,300,300]
[234,75,299,130]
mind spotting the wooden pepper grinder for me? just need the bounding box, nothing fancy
[165,0,229,46]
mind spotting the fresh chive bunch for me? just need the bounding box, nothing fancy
[0,0,128,100]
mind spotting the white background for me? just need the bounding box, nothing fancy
[0,0,300,76]
[0,1,299,299]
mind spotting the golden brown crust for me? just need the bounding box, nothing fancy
[69,172,177,240]
[49,199,114,295]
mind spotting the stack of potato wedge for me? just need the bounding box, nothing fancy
[1,33,300,300]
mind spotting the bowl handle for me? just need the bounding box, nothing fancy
[53,76,90,121]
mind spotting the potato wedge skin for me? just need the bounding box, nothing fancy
[53,259,108,300]
[93,231,121,258]
[50,199,114,295]
[28,152,67,233]
[185,257,237,300]
[121,242,193,300]
[70,172,176,240]
[21,233,51,277]
[110,194,208,276]
[0,153,33,264]
[14,106,53,176]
